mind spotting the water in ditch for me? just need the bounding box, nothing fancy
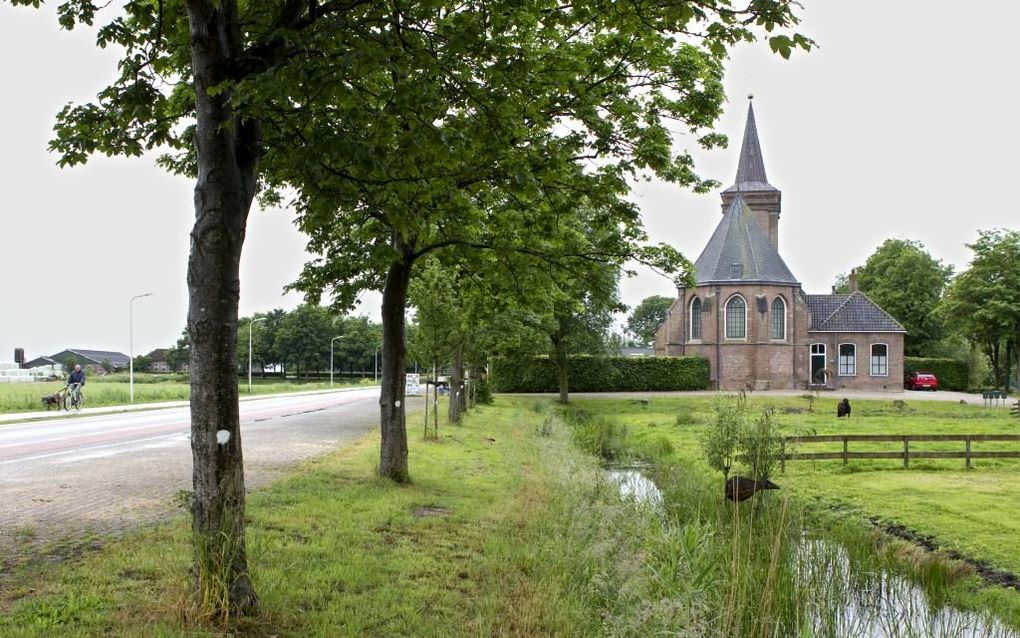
[605,468,1018,638]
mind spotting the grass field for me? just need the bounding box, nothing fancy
[2,394,1019,636]
[569,395,1020,574]
[0,377,373,414]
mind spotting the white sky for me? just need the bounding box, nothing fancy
[1,1,1018,361]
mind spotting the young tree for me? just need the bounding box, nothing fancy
[850,239,953,356]
[627,295,676,347]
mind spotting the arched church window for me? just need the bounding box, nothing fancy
[725,295,746,339]
[771,297,786,340]
[690,297,702,340]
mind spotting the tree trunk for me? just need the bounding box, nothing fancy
[185,0,261,617]
[554,337,569,404]
[379,245,412,482]
[448,342,464,424]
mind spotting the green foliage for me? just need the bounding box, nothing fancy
[701,398,746,478]
[489,355,710,393]
[131,355,153,372]
[99,358,113,374]
[851,239,954,356]
[408,257,460,371]
[474,379,493,405]
[738,408,783,481]
[941,229,1020,391]
[903,357,970,391]
[627,295,675,347]
[273,305,335,374]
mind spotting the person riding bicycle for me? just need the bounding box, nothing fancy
[67,364,86,393]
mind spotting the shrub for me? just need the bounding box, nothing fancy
[701,398,746,479]
[903,357,969,391]
[489,355,710,393]
[738,407,783,481]
[474,379,493,404]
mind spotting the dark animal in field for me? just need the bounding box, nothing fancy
[725,475,779,502]
[40,392,64,410]
[837,398,852,418]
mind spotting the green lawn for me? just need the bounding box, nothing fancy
[0,377,373,414]
[0,399,618,637]
[3,394,1019,636]
[569,395,1020,574]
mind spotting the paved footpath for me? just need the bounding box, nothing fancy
[0,388,419,566]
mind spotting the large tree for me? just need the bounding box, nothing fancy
[847,239,953,356]
[627,295,676,347]
[941,230,1020,391]
[287,2,810,481]
[14,0,808,614]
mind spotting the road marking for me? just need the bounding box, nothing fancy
[0,432,188,466]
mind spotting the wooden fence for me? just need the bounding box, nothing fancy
[780,434,1020,471]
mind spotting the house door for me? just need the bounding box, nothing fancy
[810,343,827,386]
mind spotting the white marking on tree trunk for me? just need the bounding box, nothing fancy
[395,400,401,407]
[216,429,231,445]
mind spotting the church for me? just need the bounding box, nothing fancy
[654,100,905,391]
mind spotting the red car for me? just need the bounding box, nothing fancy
[905,372,938,391]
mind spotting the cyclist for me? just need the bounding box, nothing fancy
[67,364,86,408]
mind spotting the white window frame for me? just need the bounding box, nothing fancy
[770,296,787,341]
[810,343,827,385]
[724,294,747,340]
[689,297,702,341]
[870,342,889,377]
[838,343,857,377]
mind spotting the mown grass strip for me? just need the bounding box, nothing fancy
[0,399,614,637]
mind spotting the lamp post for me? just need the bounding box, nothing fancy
[129,292,153,403]
[330,335,347,386]
[374,344,381,382]
[248,317,267,395]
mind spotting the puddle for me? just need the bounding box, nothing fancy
[605,467,663,508]
[603,467,1018,637]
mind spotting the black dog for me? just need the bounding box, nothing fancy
[837,398,851,418]
[40,392,64,411]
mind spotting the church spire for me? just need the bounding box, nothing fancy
[720,96,781,249]
[731,97,774,190]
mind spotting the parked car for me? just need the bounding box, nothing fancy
[905,371,938,391]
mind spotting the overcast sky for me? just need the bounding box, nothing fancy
[1,2,1018,362]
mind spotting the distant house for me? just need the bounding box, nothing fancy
[146,348,171,373]
[48,349,131,372]
[21,355,59,369]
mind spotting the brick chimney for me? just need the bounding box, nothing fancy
[849,269,859,293]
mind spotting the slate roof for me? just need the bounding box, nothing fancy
[804,293,906,333]
[693,195,799,285]
[59,349,131,367]
[722,101,779,194]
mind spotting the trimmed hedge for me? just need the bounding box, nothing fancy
[489,355,710,393]
[903,357,969,391]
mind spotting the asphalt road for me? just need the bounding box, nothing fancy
[0,388,411,556]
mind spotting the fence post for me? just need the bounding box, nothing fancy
[843,436,849,466]
[903,437,909,469]
[965,435,972,469]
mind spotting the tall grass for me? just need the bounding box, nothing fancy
[558,406,1019,637]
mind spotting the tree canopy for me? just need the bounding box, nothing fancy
[627,295,676,347]
[847,239,953,356]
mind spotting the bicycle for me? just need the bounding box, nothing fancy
[64,383,84,411]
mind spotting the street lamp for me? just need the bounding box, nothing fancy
[374,344,381,382]
[330,335,348,386]
[129,292,153,403]
[248,317,267,395]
